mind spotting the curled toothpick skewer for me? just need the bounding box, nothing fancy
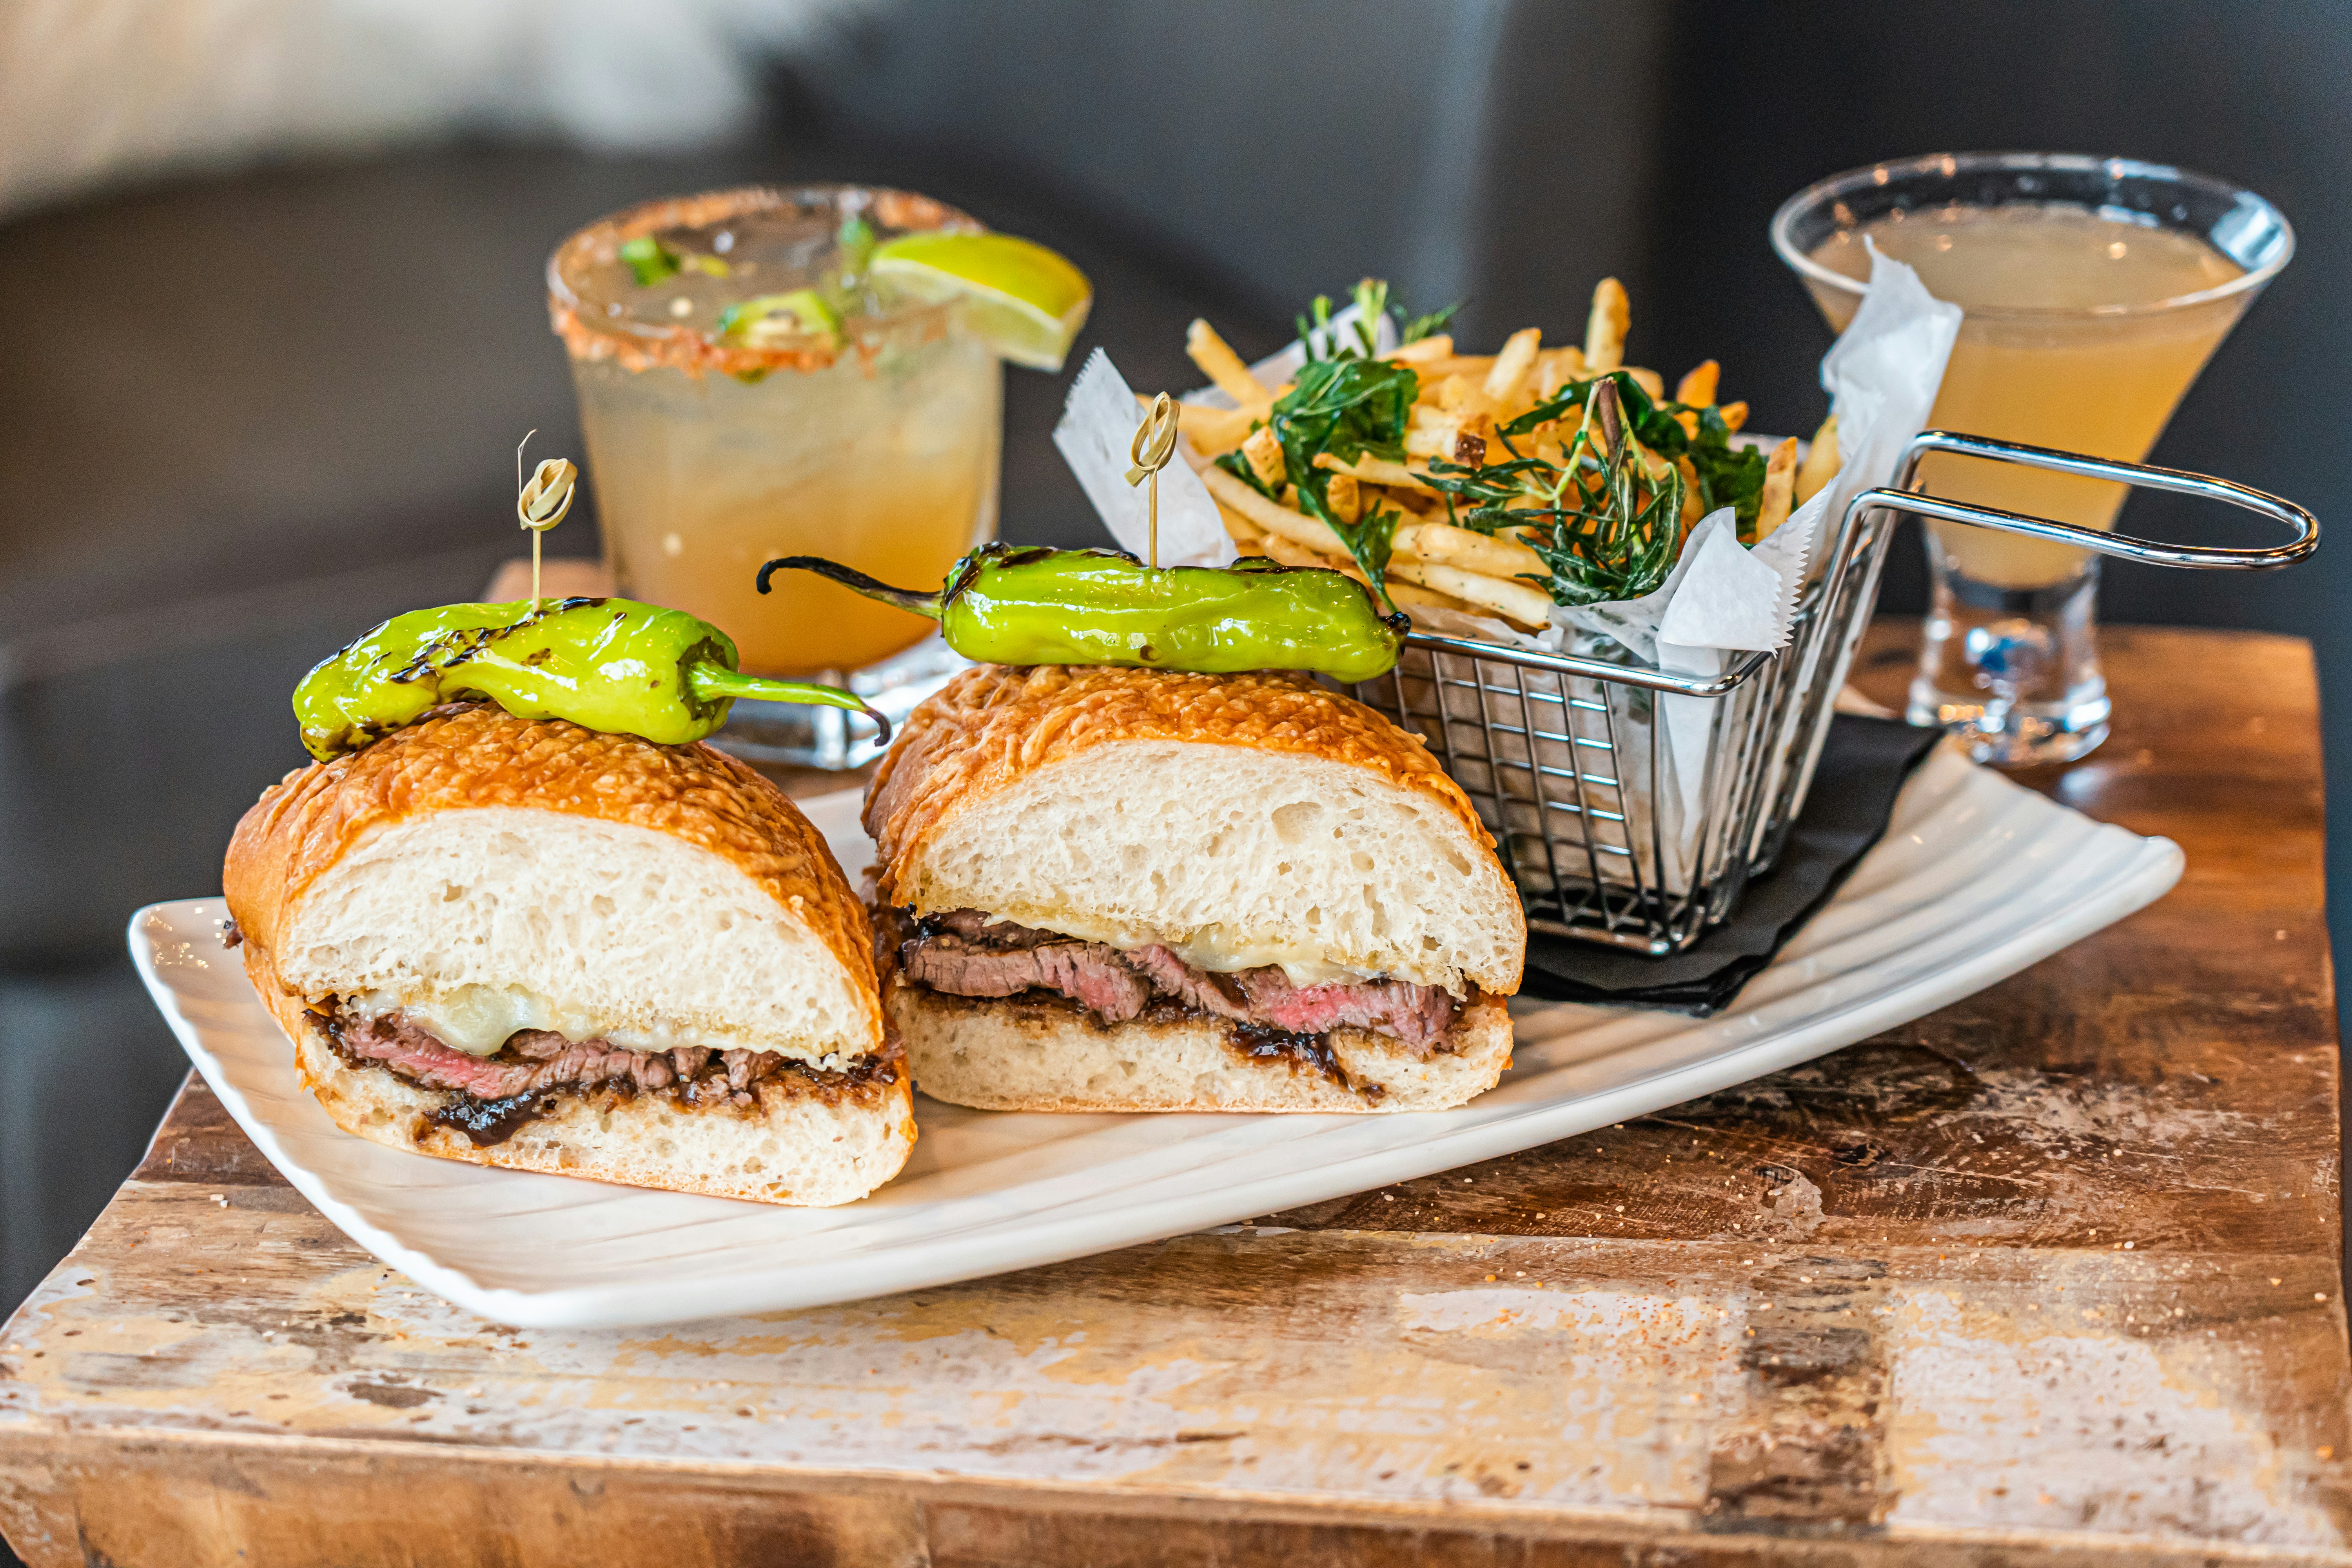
[516,435,578,608]
[1125,392,1180,568]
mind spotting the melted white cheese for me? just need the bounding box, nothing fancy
[1004,914,1376,987]
[352,985,693,1058]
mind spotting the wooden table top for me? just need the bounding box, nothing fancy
[2,621,2340,1567]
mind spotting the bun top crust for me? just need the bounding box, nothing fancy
[865,664,1494,904]
[225,702,877,1021]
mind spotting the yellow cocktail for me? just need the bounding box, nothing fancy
[549,187,1002,680]
[1801,203,2248,588]
[1773,154,2292,764]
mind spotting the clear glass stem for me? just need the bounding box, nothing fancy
[1907,532,2109,767]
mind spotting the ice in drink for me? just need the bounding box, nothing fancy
[1804,206,2246,588]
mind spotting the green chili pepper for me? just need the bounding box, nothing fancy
[758,544,1410,685]
[292,597,884,763]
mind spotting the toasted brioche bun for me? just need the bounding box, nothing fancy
[891,978,1513,1114]
[225,702,911,1205]
[866,666,1524,998]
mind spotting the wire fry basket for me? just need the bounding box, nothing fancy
[1348,431,2319,955]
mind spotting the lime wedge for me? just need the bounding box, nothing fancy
[871,232,1093,371]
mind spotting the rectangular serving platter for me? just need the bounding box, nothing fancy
[130,746,2180,1329]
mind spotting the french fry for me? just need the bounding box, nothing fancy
[1240,424,1287,488]
[1482,327,1542,406]
[1584,277,1630,371]
[1795,414,1840,506]
[1388,558,1553,629]
[1385,579,1475,614]
[1313,452,1436,492]
[1536,345,1588,398]
[1386,334,1454,365]
[1174,401,1256,456]
[1176,279,1769,631]
[1395,520,1550,582]
[1316,453,1435,492]
[1408,407,1498,463]
[1753,437,1799,543]
[1202,463,1348,555]
[1453,419,1494,466]
[1186,319,1269,406]
[1675,360,1720,408]
[1677,456,1706,536]
[1256,530,1345,573]
[1254,533,1477,615]
[1405,409,1459,461]
[1434,374,1479,412]
[1214,479,1540,625]
[1326,471,1363,525]
[1410,355,1496,381]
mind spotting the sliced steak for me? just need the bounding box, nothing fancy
[901,918,1151,1024]
[1230,968,1458,1047]
[1125,945,1250,1020]
[325,1006,860,1108]
[899,909,1459,1049]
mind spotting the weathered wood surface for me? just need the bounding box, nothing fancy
[1,622,2341,1566]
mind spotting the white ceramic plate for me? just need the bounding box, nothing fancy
[131,747,2180,1329]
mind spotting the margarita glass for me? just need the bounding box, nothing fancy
[549,185,1002,766]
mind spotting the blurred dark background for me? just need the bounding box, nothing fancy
[3,0,2344,1322]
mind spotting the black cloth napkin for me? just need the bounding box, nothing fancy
[1519,714,1945,1016]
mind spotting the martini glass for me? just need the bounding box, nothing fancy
[1772,153,2292,766]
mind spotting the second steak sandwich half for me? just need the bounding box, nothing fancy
[867,665,1526,1112]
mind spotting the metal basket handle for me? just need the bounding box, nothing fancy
[1864,430,2319,569]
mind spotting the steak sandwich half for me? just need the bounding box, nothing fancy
[225,702,914,1205]
[867,665,1526,1112]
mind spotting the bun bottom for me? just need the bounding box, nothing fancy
[260,979,915,1207]
[893,982,1513,1113]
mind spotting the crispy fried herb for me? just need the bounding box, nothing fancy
[1357,277,1461,347]
[1217,354,1419,601]
[1212,279,1464,603]
[1498,371,1766,534]
[1396,301,1460,344]
[1291,279,1465,363]
[1425,376,1688,607]
[1215,279,1759,612]
[1293,290,1368,361]
[1686,406,1768,537]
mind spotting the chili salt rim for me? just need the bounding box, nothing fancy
[546,185,985,377]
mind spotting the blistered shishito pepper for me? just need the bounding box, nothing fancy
[292,597,884,762]
[759,544,1410,684]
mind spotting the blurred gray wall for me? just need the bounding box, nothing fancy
[792,0,1673,347]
